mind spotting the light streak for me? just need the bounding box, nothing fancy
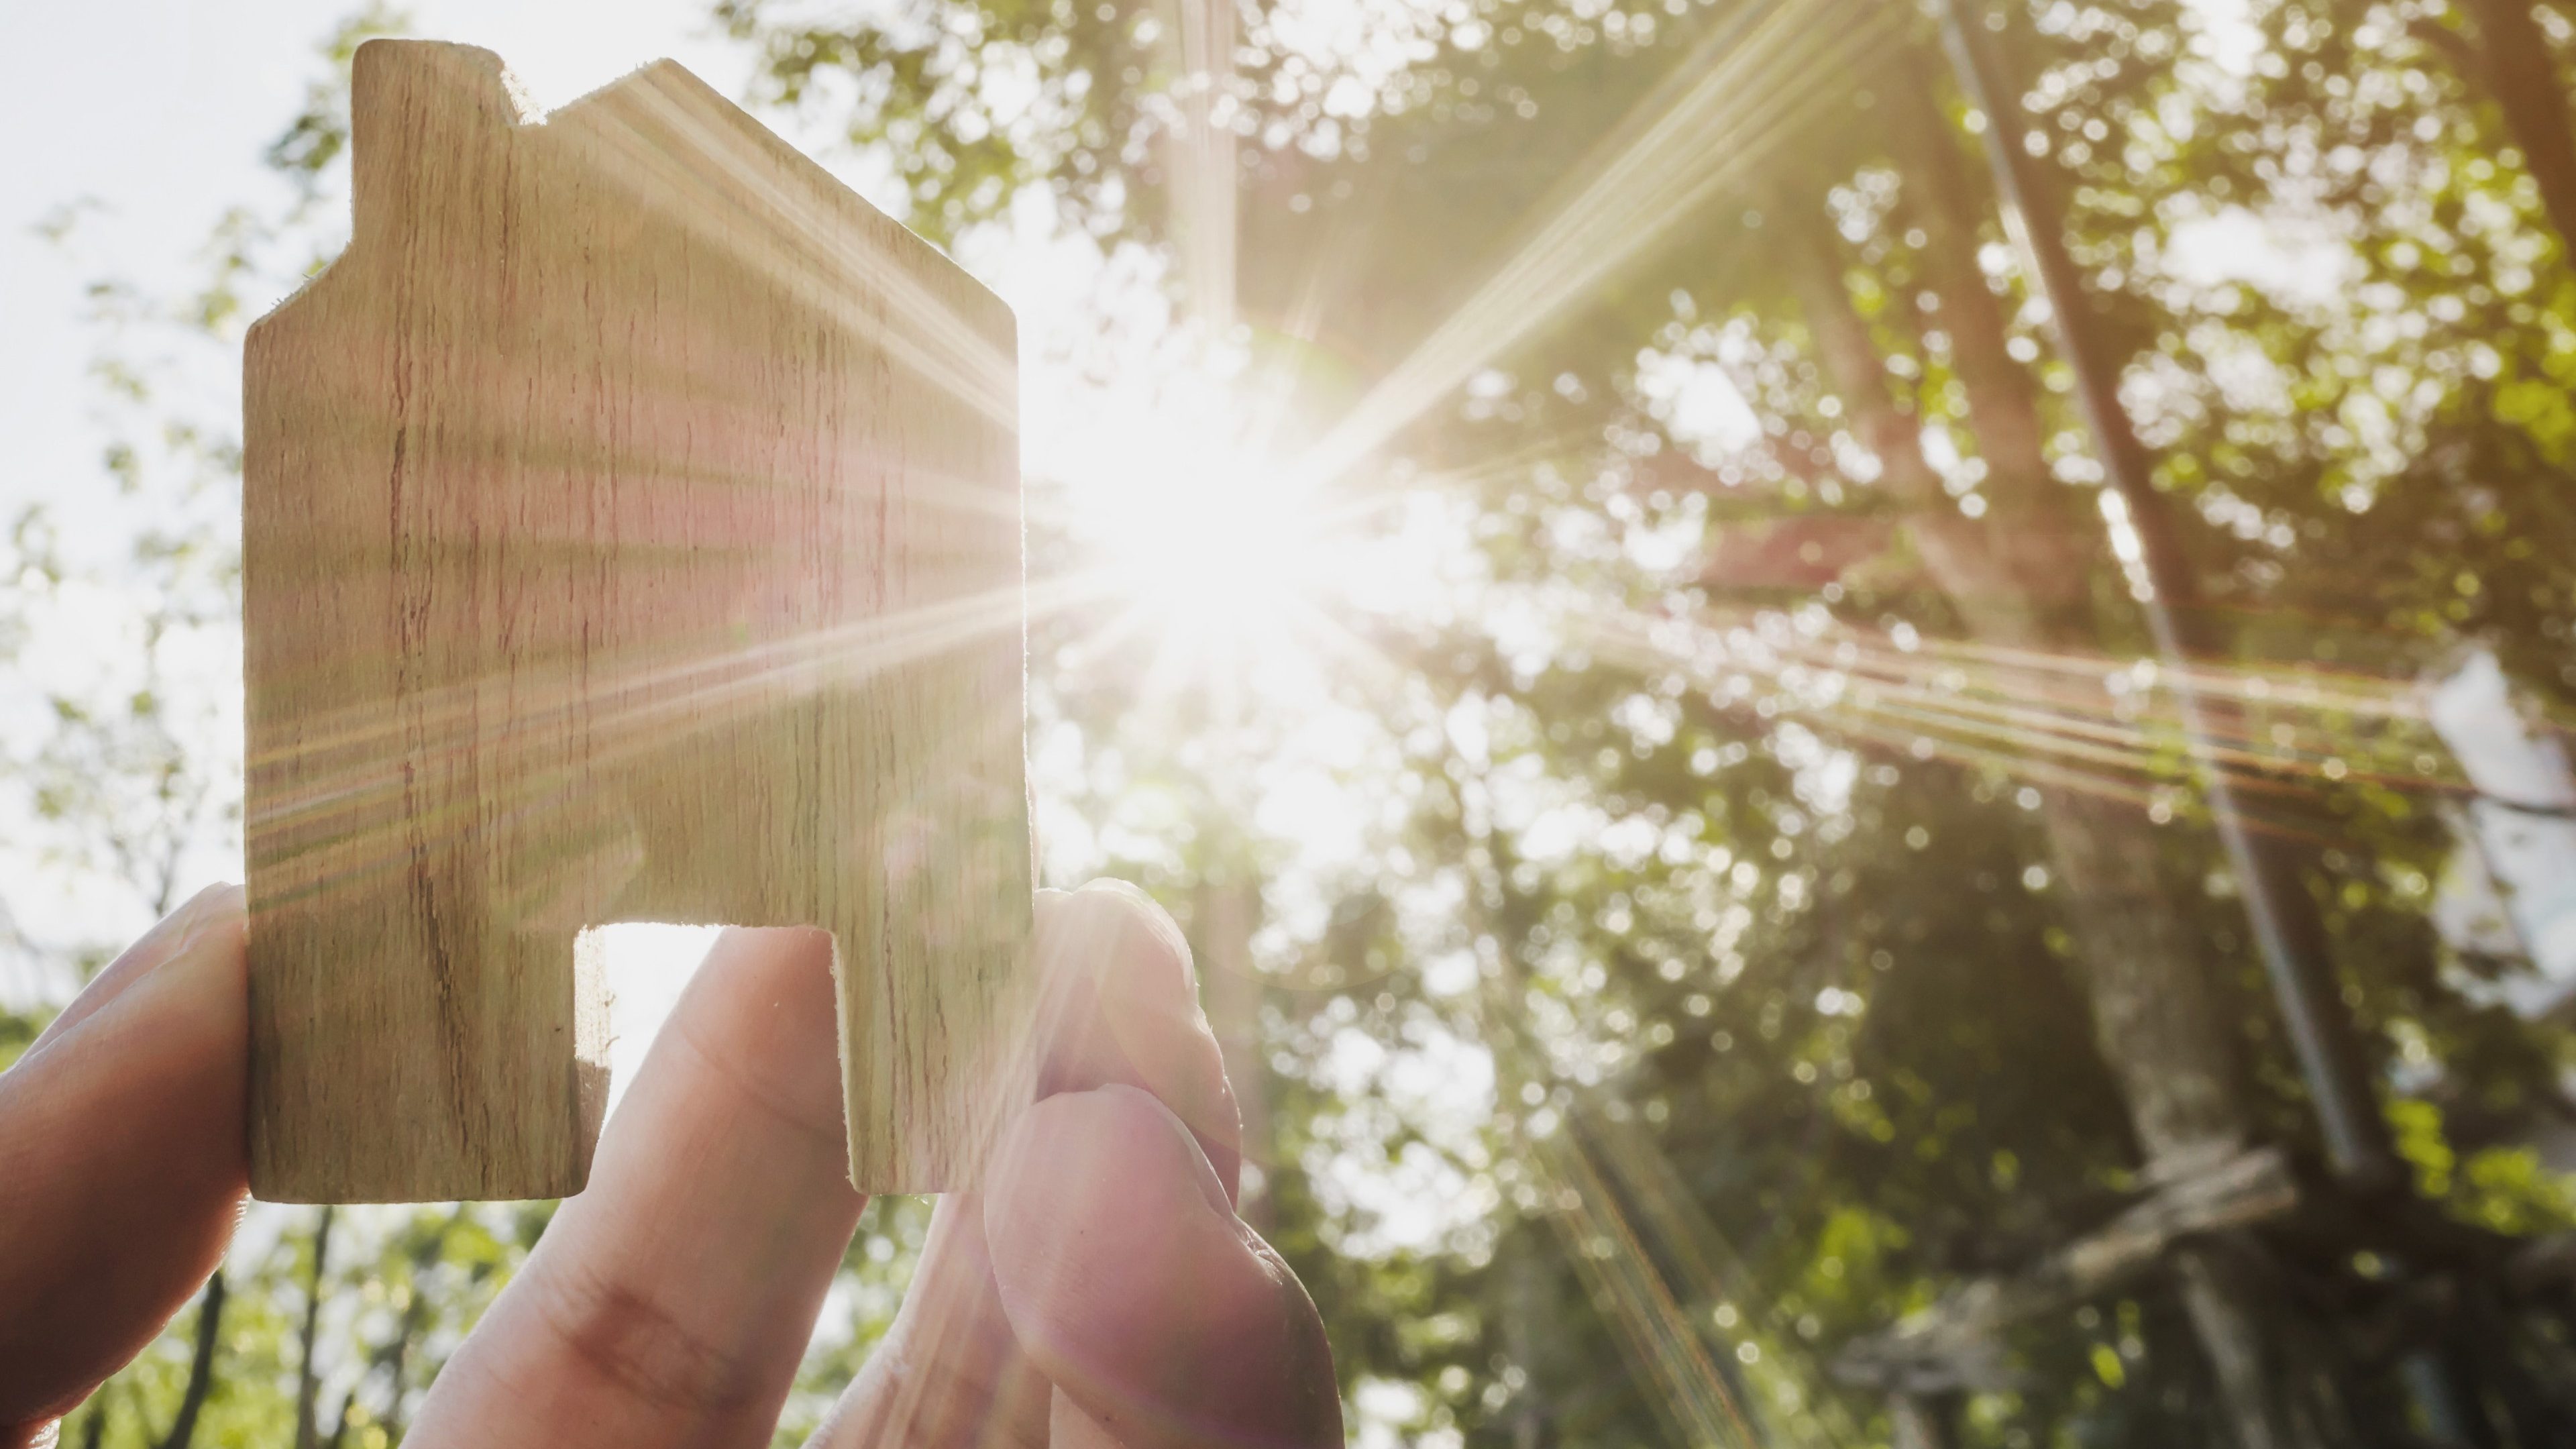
[250,568,1122,906]
[1560,596,2465,824]
[1286,0,1914,495]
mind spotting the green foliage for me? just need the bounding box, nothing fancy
[724,0,2576,1442]
[23,0,2576,1445]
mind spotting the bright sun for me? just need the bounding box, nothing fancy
[1049,385,1367,709]
[1110,437,1319,635]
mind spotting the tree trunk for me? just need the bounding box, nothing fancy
[1772,191,2041,634]
[1889,1391,1960,1449]
[1506,1228,1553,1449]
[2175,1244,2315,1449]
[1778,195,2316,1449]
[1883,66,2061,508]
[293,1205,336,1449]
[2458,0,2576,262]
[154,1271,225,1449]
[1882,58,2130,619]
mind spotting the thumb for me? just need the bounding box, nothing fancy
[1030,881,1242,1199]
[804,881,1229,1449]
[983,1084,1339,1449]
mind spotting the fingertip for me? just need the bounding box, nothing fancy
[195,881,250,926]
[983,1085,1338,1449]
[1031,881,1242,1198]
[1051,1390,1124,1449]
[26,882,245,1059]
[988,1085,1228,1239]
[621,918,845,1155]
[411,922,862,1444]
[1042,880,1195,997]
[981,1087,1234,1387]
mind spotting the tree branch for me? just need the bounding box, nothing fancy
[152,1271,226,1449]
[1831,1146,2299,1393]
[293,1205,336,1449]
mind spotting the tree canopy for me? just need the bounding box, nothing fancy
[17,1,2576,1446]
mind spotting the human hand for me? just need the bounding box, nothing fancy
[0,879,1339,1448]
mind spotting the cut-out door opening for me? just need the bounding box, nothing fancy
[581,923,727,1125]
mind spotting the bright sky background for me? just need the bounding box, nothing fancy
[1,0,757,521]
[0,0,766,1108]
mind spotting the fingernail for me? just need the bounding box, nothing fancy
[131,890,219,968]
[27,884,244,1058]
[163,886,247,984]
[168,883,242,956]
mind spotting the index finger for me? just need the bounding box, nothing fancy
[408,925,866,1449]
[0,885,250,1442]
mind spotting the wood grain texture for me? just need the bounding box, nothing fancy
[243,38,1033,1203]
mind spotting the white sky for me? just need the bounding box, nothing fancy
[1,0,753,521]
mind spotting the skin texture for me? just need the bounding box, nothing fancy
[0,881,1340,1449]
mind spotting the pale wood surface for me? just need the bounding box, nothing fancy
[243,39,1032,1203]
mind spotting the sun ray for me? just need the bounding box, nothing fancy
[1542,593,2471,832]
[1467,968,1766,1448]
[1582,1105,1864,1449]
[1285,0,1914,496]
[250,566,1128,907]
[1161,0,1240,341]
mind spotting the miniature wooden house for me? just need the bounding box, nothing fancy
[241,39,1033,1203]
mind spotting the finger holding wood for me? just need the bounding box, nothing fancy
[810,882,1335,1449]
[406,925,867,1449]
[0,887,248,1447]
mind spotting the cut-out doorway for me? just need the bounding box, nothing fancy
[586,924,726,1123]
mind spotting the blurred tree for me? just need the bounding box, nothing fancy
[21,1,2576,1446]
[719,0,2576,1444]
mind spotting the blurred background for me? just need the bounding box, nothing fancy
[9,0,2576,1444]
